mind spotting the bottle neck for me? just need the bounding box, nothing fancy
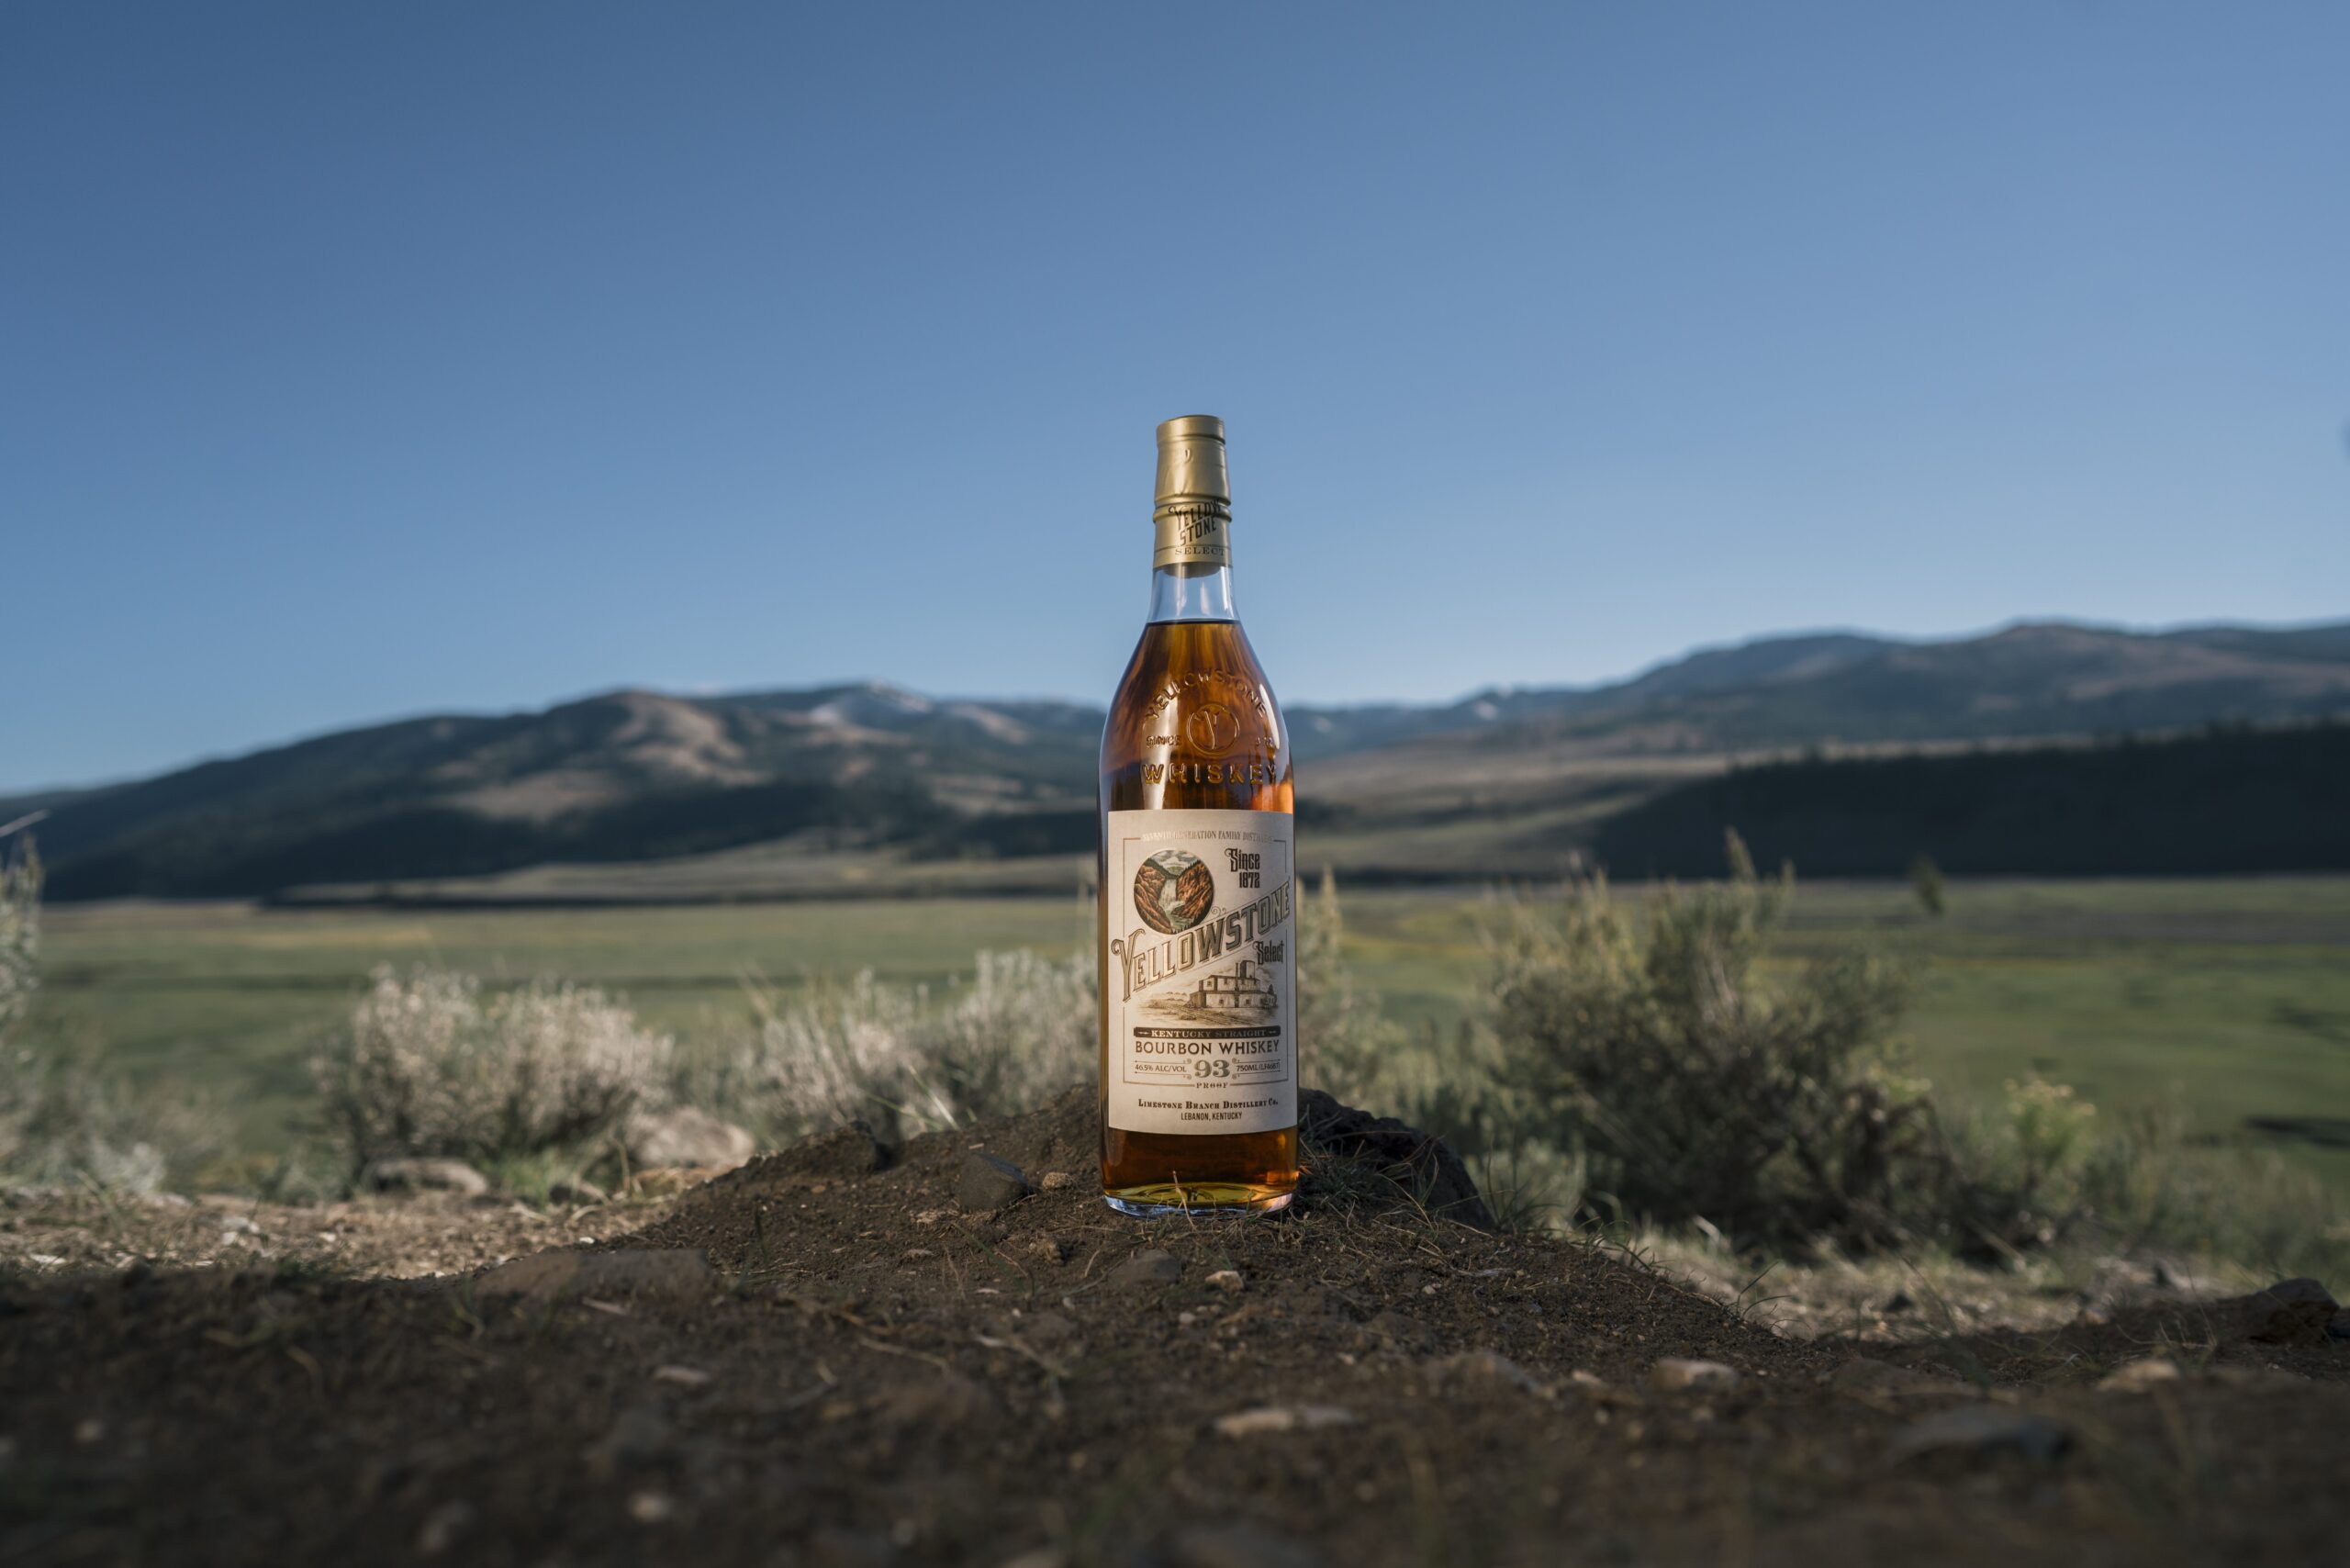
[1148,562,1236,622]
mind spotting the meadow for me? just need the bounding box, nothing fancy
[28,875,2350,1187]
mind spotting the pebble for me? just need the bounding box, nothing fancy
[1649,1358,1740,1394]
[360,1158,489,1197]
[1426,1350,1545,1396]
[1889,1406,2072,1467]
[876,1371,994,1428]
[999,1551,1069,1568]
[627,1490,677,1524]
[652,1364,712,1387]
[585,1408,676,1478]
[1039,1171,1075,1192]
[625,1106,755,1170]
[1211,1405,1357,1437]
[2097,1357,2183,1393]
[1206,1269,1244,1294]
[956,1151,1035,1214]
[1108,1249,1181,1289]
[415,1500,476,1556]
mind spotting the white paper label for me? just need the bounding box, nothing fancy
[1102,808,1297,1136]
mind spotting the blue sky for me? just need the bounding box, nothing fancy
[6,2,2345,790]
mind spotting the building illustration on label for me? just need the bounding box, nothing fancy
[1134,848,1215,935]
[1193,958,1275,1009]
[1143,953,1283,1024]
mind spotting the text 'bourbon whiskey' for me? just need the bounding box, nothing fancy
[1099,416,1300,1215]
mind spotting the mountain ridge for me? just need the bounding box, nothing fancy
[11,617,2347,900]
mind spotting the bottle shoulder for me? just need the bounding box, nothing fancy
[1101,619,1291,808]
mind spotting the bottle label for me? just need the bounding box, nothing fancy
[1152,505,1233,569]
[1102,808,1296,1136]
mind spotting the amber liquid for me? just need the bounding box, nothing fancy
[1099,610,1300,1212]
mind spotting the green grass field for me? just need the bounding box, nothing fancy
[28,876,2350,1184]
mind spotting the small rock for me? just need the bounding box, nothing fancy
[1890,1406,2071,1468]
[1427,1350,1544,1396]
[1026,1237,1072,1264]
[652,1364,711,1387]
[1108,1249,1181,1289]
[1649,1358,1740,1394]
[625,1107,756,1170]
[585,1408,676,1477]
[1019,1310,1080,1347]
[1206,1269,1244,1294]
[416,1500,476,1556]
[1362,1310,1434,1352]
[1211,1405,1358,1437]
[361,1158,488,1198]
[2233,1277,2339,1345]
[876,1372,993,1428]
[1167,1521,1324,1568]
[1039,1171,1075,1192]
[957,1151,1035,1214]
[478,1248,715,1303]
[549,1177,609,1205]
[627,1490,676,1524]
[2098,1357,2184,1393]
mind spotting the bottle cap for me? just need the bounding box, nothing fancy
[1153,415,1232,569]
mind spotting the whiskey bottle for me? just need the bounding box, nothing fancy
[1099,416,1300,1215]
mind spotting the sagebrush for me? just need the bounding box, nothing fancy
[312,966,675,1170]
[692,949,1096,1145]
[1,838,226,1193]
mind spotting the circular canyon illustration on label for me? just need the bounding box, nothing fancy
[1134,848,1216,935]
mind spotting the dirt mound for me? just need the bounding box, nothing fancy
[4,1093,2346,1567]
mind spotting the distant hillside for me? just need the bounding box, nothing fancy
[10,617,2346,900]
[1297,621,2350,760]
[1590,722,2350,879]
[16,685,1100,900]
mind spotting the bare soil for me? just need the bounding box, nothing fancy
[4,1090,2344,1567]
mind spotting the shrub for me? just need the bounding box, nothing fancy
[2,1047,164,1193]
[0,838,229,1193]
[1297,868,1396,1103]
[312,966,674,1170]
[705,949,1096,1144]
[1485,834,1930,1248]
[0,838,39,1044]
[1908,853,1947,917]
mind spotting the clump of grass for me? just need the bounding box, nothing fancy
[0,835,38,1043]
[310,965,674,1173]
[0,834,229,1193]
[690,949,1096,1144]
